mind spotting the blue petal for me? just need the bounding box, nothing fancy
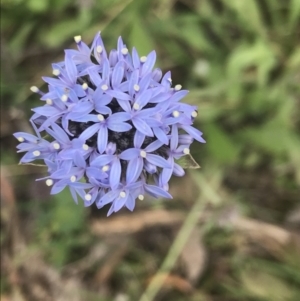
[50,123,70,144]
[144,184,172,199]
[73,152,86,168]
[112,61,124,88]
[135,89,152,109]
[173,163,185,177]
[161,158,174,184]
[114,195,128,212]
[153,127,169,145]
[181,125,206,143]
[146,154,171,168]
[141,50,156,76]
[132,117,153,137]
[126,157,143,184]
[144,139,164,152]
[79,123,100,141]
[102,58,110,81]
[139,73,152,92]
[170,125,178,150]
[109,159,121,189]
[105,90,131,101]
[32,106,60,116]
[99,190,119,207]
[133,131,145,148]
[170,90,189,102]
[91,154,112,166]
[125,194,135,211]
[108,121,132,132]
[132,47,140,69]
[129,69,139,96]
[97,126,108,153]
[64,53,77,83]
[119,148,139,160]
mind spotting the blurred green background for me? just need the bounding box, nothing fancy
[1,0,300,300]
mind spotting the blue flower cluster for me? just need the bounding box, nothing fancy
[14,33,205,215]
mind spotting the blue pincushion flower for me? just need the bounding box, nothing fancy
[14,33,205,215]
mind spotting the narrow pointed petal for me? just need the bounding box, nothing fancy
[119,148,139,160]
[97,126,108,153]
[91,154,112,166]
[181,125,206,143]
[144,139,164,152]
[79,123,100,141]
[141,50,156,76]
[153,127,169,145]
[126,157,143,183]
[132,118,153,137]
[114,195,128,212]
[125,194,135,211]
[109,159,121,189]
[146,154,171,168]
[144,184,172,199]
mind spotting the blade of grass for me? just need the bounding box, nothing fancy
[139,172,218,301]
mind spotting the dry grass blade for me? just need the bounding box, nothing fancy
[138,173,208,301]
[91,209,185,236]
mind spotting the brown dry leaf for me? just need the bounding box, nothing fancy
[147,273,193,293]
[91,209,185,236]
[180,228,207,284]
[94,238,129,284]
[231,216,300,256]
[241,269,294,301]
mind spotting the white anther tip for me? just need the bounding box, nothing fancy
[191,111,198,118]
[74,35,81,43]
[30,86,39,93]
[70,176,76,182]
[52,69,60,76]
[53,142,60,150]
[172,110,180,118]
[101,84,108,91]
[33,150,41,157]
[82,83,88,90]
[45,179,53,187]
[85,194,92,201]
[140,56,147,63]
[82,144,89,150]
[138,194,144,201]
[102,165,110,172]
[46,99,53,105]
[174,84,182,91]
[183,148,190,155]
[140,150,147,158]
[133,84,140,92]
[97,114,104,121]
[96,45,103,53]
[61,94,68,102]
[121,48,128,55]
[133,103,140,110]
[17,137,24,142]
[120,191,126,198]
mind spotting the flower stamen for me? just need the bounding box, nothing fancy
[45,179,53,186]
[85,194,92,201]
[33,150,41,157]
[120,191,126,198]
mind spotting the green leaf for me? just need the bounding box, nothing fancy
[289,0,300,29]
[176,154,200,169]
[221,0,265,36]
[129,16,155,56]
[205,124,239,164]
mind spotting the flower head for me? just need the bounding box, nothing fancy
[14,33,205,215]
